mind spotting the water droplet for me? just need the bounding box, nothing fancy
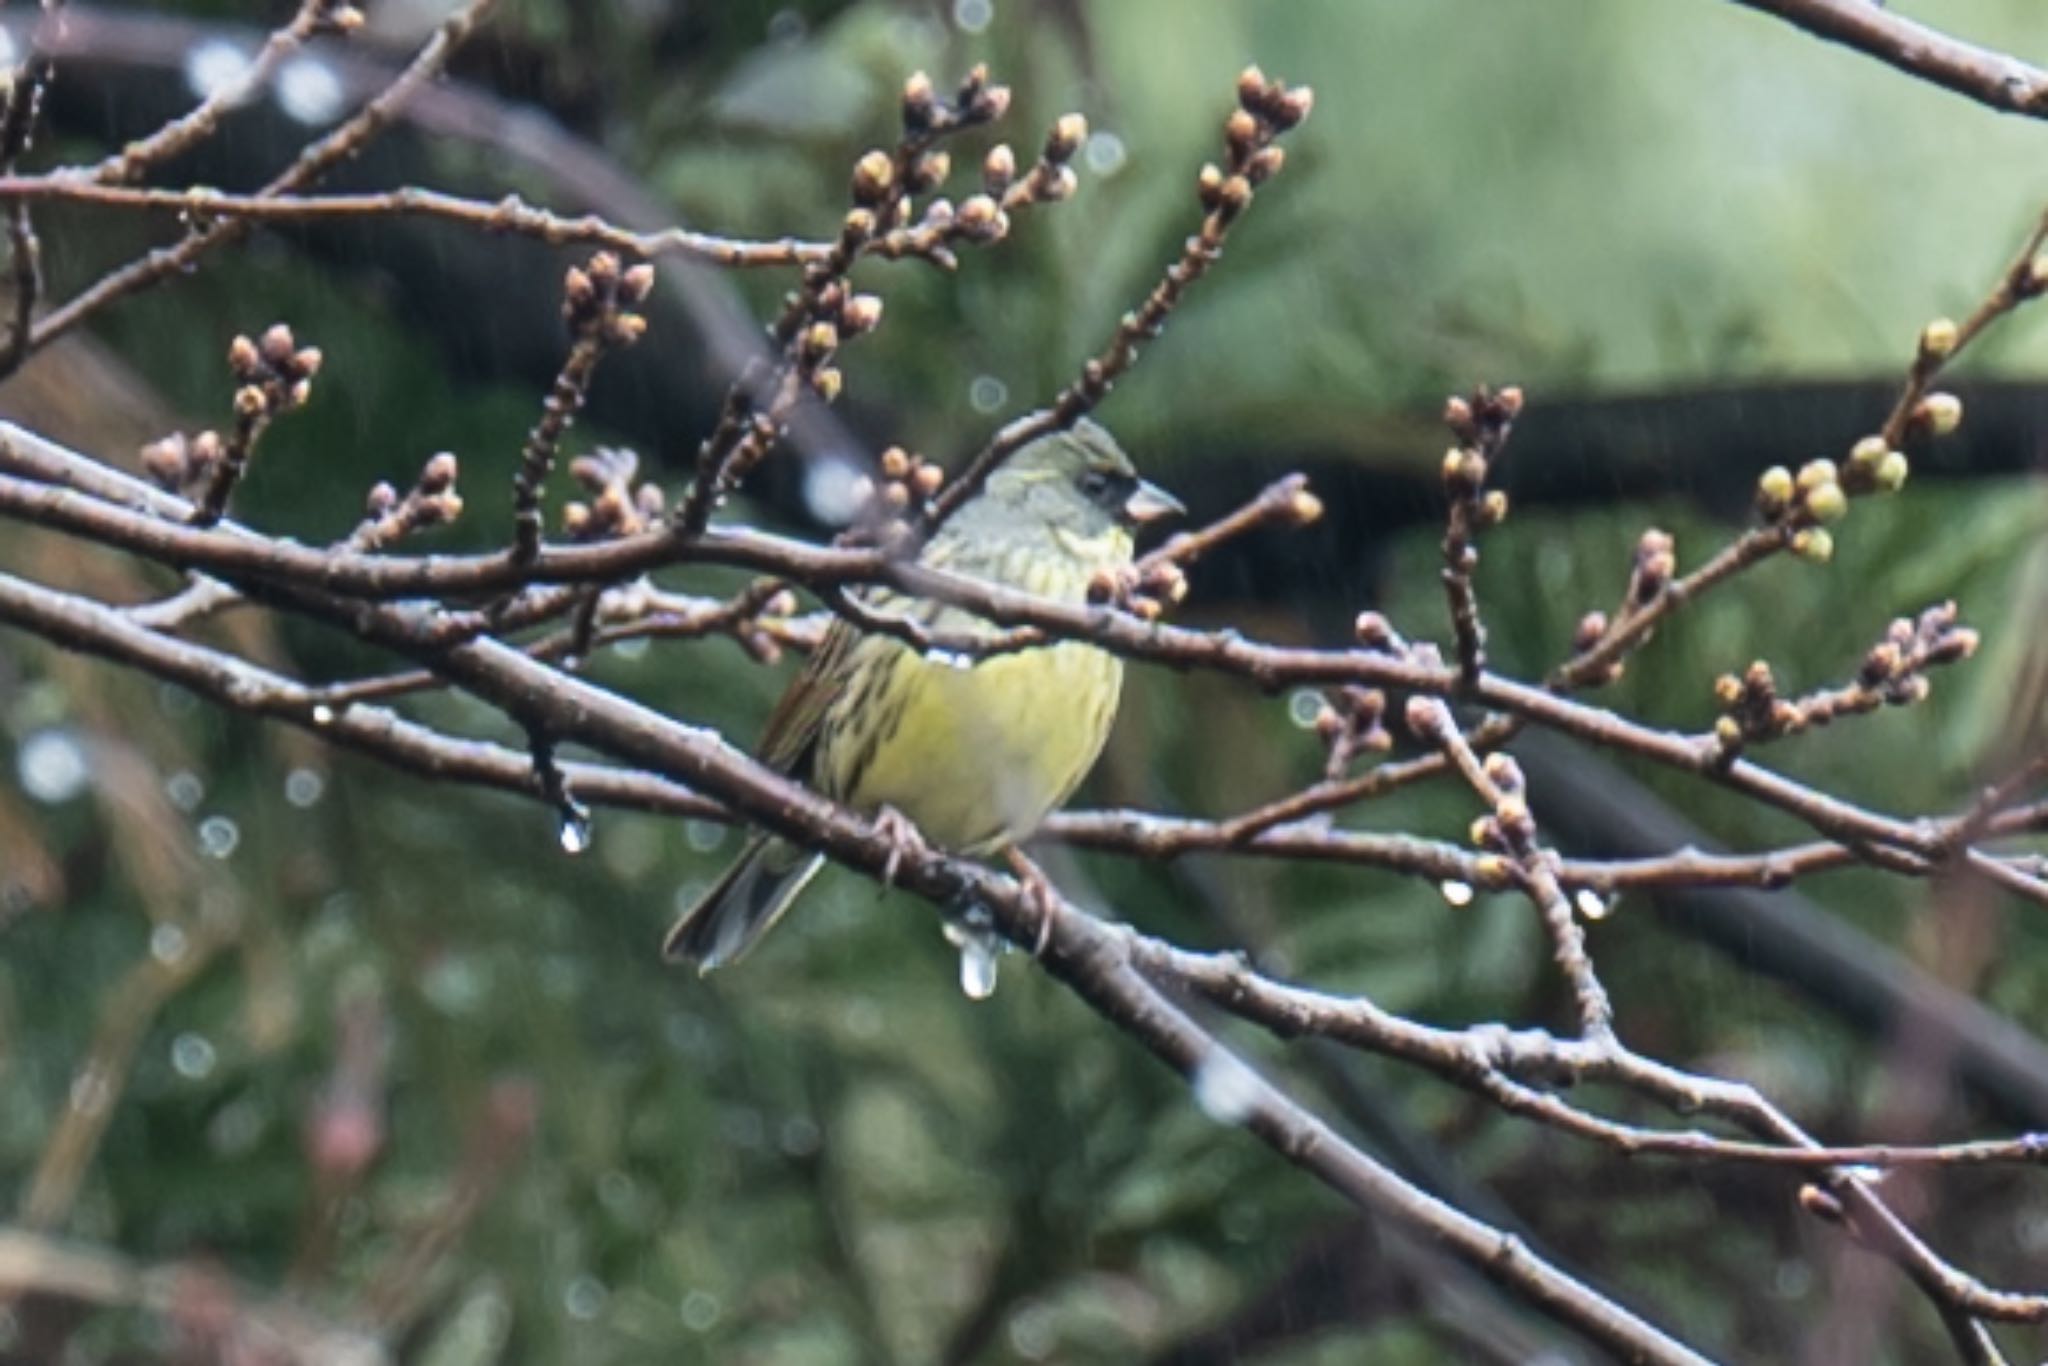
[1286,688,1324,728]
[183,38,253,103]
[684,820,727,853]
[614,637,650,661]
[952,0,994,33]
[968,374,1009,414]
[170,1032,217,1080]
[198,814,241,859]
[165,770,204,811]
[284,767,326,808]
[559,810,592,854]
[1575,888,1612,921]
[802,453,867,526]
[275,54,344,124]
[309,704,336,726]
[560,653,584,672]
[1773,1258,1814,1298]
[1082,130,1127,177]
[679,1290,721,1332]
[765,8,807,44]
[1008,1302,1057,1361]
[150,922,190,965]
[959,939,1000,999]
[17,728,89,804]
[563,1274,607,1321]
[1439,879,1474,907]
[945,920,1003,1000]
[1192,1050,1261,1125]
[924,647,974,670]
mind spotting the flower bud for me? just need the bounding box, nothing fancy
[228,334,261,377]
[840,294,885,335]
[1874,450,1910,492]
[1223,108,1259,153]
[1913,392,1962,437]
[1919,317,1958,359]
[1804,481,1847,523]
[851,150,895,205]
[259,323,296,364]
[1236,65,1268,112]
[1045,113,1087,163]
[982,144,1017,192]
[1791,527,1834,564]
[1796,458,1838,492]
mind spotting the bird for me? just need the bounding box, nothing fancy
[663,419,1182,971]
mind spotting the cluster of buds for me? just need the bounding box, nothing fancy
[230,321,322,425]
[1309,685,1392,777]
[142,324,320,507]
[1194,66,1312,226]
[1709,602,1977,760]
[140,428,227,494]
[872,100,1090,266]
[850,443,946,523]
[1460,749,1539,860]
[1441,385,1522,526]
[1086,557,1188,623]
[1756,399,1936,562]
[562,447,664,542]
[793,280,884,404]
[902,63,1012,139]
[563,252,654,348]
[351,451,463,550]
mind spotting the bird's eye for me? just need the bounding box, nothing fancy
[1078,471,1111,500]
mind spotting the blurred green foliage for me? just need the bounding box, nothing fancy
[3,2,2048,1363]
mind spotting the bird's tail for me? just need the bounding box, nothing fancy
[662,834,825,971]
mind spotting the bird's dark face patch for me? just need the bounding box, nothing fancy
[988,420,1181,534]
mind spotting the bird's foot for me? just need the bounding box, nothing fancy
[1004,846,1062,957]
[873,805,931,889]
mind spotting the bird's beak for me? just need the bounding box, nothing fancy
[1122,479,1185,525]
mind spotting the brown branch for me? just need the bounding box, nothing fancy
[509,255,651,562]
[79,0,360,185]
[1729,0,2048,119]
[925,67,1312,531]
[0,2,59,378]
[23,0,497,360]
[0,177,845,266]
[0,440,2004,872]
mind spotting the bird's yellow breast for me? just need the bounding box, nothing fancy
[818,639,1122,853]
[813,537,1126,854]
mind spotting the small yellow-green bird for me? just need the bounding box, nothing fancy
[663,419,1181,970]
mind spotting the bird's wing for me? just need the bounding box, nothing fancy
[755,614,858,776]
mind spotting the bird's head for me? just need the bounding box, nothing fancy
[983,419,1183,541]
